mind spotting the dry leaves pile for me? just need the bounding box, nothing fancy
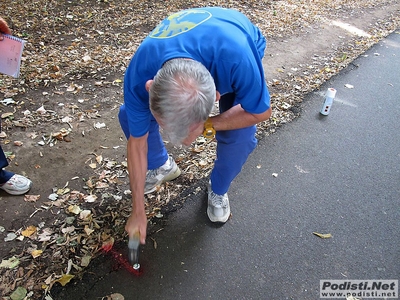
[0,0,399,299]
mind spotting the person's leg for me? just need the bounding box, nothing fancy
[0,120,32,195]
[146,117,169,169]
[118,104,168,169]
[0,118,13,184]
[0,147,14,184]
[210,93,257,195]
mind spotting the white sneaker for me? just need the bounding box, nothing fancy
[0,174,32,195]
[207,181,230,223]
[144,156,181,194]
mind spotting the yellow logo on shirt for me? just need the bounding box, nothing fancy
[150,10,211,39]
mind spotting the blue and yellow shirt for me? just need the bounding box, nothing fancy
[124,7,270,137]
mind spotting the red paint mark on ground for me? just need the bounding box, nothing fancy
[101,246,143,276]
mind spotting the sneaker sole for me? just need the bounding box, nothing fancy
[0,185,32,195]
[144,167,181,195]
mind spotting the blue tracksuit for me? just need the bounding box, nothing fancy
[119,7,270,194]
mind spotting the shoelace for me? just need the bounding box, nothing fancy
[7,177,21,185]
[210,192,227,207]
[146,169,158,179]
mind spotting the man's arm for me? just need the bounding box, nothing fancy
[184,105,272,144]
[211,105,272,131]
[125,134,149,244]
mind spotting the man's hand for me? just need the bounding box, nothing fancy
[125,208,147,244]
[0,17,11,40]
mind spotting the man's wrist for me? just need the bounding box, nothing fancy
[203,117,216,139]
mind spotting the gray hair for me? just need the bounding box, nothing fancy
[149,58,216,145]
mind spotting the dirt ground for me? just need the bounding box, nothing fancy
[0,0,399,298]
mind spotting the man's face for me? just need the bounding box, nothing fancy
[153,113,203,146]
[181,122,204,146]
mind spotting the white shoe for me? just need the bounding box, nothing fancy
[207,181,230,223]
[144,156,181,194]
[0,174,32,195]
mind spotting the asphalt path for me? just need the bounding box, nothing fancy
[54,30,400,300]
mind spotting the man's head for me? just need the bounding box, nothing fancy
[147,58,216,145]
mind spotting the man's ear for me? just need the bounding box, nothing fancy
[145,80,154,92]
[216,91,221,102]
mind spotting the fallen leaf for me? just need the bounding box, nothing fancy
[95,182,109,189]
[55,274,75,286]
[94,122,106,129]
[84,225,94,236]
[48,193,58,201]
[62,116,73,123]
[0,98,15,105]
[67,205,81,214]
[36,105,47,114]
[150,237,157,249]
[86,179,95,189]
[1,112,14,119]
[4,232,17,241]
[0,256,20,269]
[22,225,37,237]
[198,159,207,167]
[24,194,40,202]
[44,274,54,285]
[313,232,332,239]
[57,187,70,195]
[84,194,97,203]
[80,255,91,267]
[96,154,103,164]
[66,84,76,92]
[89,163,97,169]
[79,210,92,220]
[61,226,76,234]
[101,237,115,252]
[9,286,27,300]
[65,216,75,224]
[37,228,53,242]
[31,249,43,258]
